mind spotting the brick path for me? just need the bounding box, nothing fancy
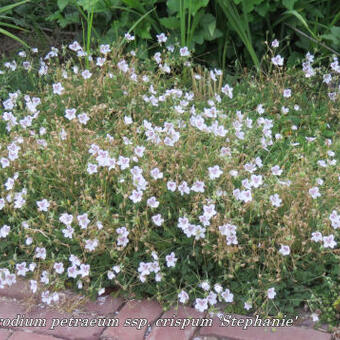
[0,279,335,340]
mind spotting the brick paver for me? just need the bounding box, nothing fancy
[22,306,107,340]
[0,280,335,340]
[199,315,331,340]
[0,329,11,340]
[8,331,62,340]
[0,297,27,320]
[146,305,206,340]
[81,295,124,316]
[0,281,31,301]
[100,300,162,340]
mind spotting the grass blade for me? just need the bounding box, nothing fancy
[0,27,29,48]
[0,0,30,15]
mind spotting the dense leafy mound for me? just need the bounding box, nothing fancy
[0,39,339,325]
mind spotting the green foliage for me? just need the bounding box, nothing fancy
[4,0,340,69]
[0,0,30,48]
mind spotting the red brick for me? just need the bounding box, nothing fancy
[199,315,331,340]
[146,305,206,340]
[0,298,27,321]
[20,307,106,340]
[0,329,11,340]
[8,331,61,340]
[101,300,162,340]
[80,295,124,316]
[0,280,32,300]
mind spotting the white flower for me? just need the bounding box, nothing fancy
[67,265,79,278]
[208,165,223,180]
[271,165,282,176]
[85,239,99,252]
[35,247,46,260]
[200,281,210,291]
[165,252,177,267]
[250,175,263,188]
[311,231,322,242]
[178,290,189,304]
[152,214,164,226]
[52,82,64,95]
[78,113,89,125]
[117,156,130,170]
[191,181,205,193]
[79,264,90,277]
[244,302,252,310]
[239,190,252,203]
[75,212,89,229]
[194,298,208,312]
[270,194,282,207]
[25,237,33,245]
[279,244,290,256]
[271,39,279,48]
[100,44,111,54]
[257,104,264,114]
[129,190,143,203]
[214,284,223,294]
[16,262,29,276]
[69,41,82,51]
[59,213,73,226]
[323,74,332,84]
[309,187,321,199]
[271,55,284,66]
[178,181,190,195]
[36,199,50,212]
[221,84,233,99]
[124,32,135,41]
[180,47,190,57]
[65,108,76,120]
[82,70,92,79]
[40,272,49,285]
[221,289,234,303]
[124,116,133,125]
[167,181,177,192]
[329,210,340,229]
[147,196,159,208]
[283,89,291,98]
[96,57,106,67]
[30,280,37,293]
[150,167,163,180]
[134,146,145,158]
[267,287,276,299]
[156,33,167,43]
[311,313,319,322]
[323,235,337,249]
[54,262,64,274]
[87,163,98,175]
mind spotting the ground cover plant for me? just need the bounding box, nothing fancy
[0,37,339,327]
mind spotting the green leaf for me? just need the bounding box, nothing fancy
[121,0,145,12]
[77,0,100,12]
[255,2,272,17]
[57,0,70,11]
[191,0,209,15]
[282,0,297,10]
[243,0,264,13]
[321,26,340,49]
[159,16,180,30]
[167,0,209,15]
[0,27,29,48]
[0,0,30,15]
[202,13,216,37]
